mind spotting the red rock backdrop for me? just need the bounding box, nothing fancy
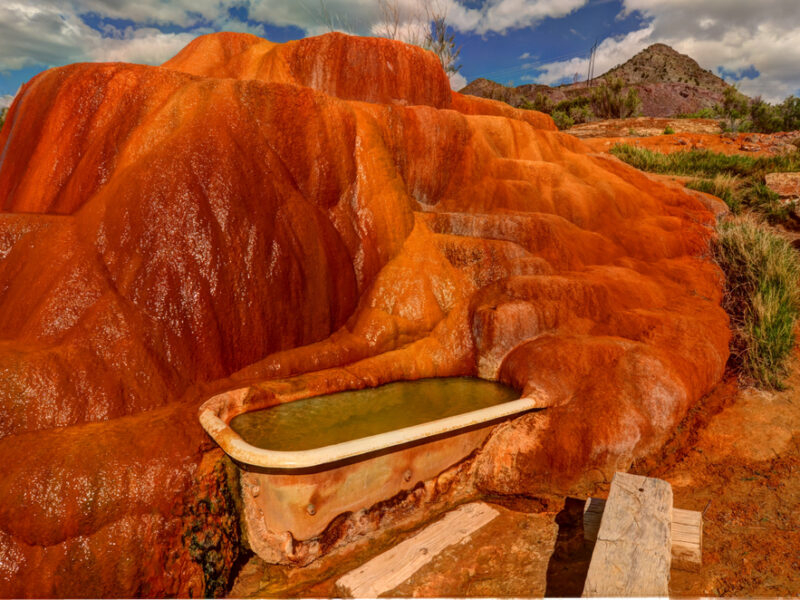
[0,32,729,597]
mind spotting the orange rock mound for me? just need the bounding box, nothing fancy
[0,32,729,596]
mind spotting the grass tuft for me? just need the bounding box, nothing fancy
[686,174,740,213]
[713,217,800,389]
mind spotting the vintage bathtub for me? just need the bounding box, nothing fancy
[198,377,539,563]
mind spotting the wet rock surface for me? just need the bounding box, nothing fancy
[0,31,729,596]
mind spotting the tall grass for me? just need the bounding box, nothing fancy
[610,144,800,179]
[714,217,800,388]
[686,174,740,212]
[611,144,800,222]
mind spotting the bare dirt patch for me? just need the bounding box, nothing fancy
[632,363,800,596]
[568,117,721,138]
[579,126,800,157]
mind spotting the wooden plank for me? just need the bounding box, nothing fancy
[674,507,702,526]
[335,502,499,598]
[584,499,703,568]
[582,472,673,597]
[671,508,703,569]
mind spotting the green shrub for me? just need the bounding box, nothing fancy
[532,93,554,113]
[553,95,591,114]
[778,95,800,131]
[0,108,7,131]
[741,182,791,224]
[749,97,783,133]
[663,126,675,135]
[551,110,574,130]
[569,104,594,125]
[720,86,750,132]
[677,106,720,119]
[713,217,800,388]
[591,77,641,119]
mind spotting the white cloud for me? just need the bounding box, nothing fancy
[0,2,96,70]
[70,0,224,28]
[250,1,590,37]
[533,0,800,102]
[449,70,467,90]
[445,0,587,35]
[0,94,15,109]
[569,27,585,39]
[0,2,211,71]
[86,28,202,65]
[519,51,530,59]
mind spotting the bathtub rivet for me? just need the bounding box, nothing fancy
[420,547,428,555]
[306,503,316,516]
[251,485,260,498]
[403,469,412,482]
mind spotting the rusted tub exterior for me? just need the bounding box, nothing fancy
[199,385,539,563]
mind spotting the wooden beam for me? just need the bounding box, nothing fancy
[584,498,703,568]
[671,508,703,569]
[582,472,673,597]
[335,502,499,598]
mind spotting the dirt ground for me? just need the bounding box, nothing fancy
[573,118,800,157]
[568,116,722,138]
[635,366,800,596]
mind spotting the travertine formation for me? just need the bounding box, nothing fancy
[0,31,729,596]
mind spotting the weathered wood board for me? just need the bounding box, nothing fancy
[582,472,673,597]
[584,498,703,567]
[335,502,499,598]
[671,507,703,569]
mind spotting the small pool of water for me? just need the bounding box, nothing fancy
[229,377,518,451]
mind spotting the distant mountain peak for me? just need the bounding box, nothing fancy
[460,42,732,119]
[603,43,727,91]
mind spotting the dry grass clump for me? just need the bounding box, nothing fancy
[713,217,800,388]
[686,174,740,212]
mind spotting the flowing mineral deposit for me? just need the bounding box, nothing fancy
[0,31,730,597]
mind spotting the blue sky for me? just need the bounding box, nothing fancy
[2,0,800,107]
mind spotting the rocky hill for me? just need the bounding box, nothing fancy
[461,43,731,118]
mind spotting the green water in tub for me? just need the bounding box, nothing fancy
[229,377,519,451]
